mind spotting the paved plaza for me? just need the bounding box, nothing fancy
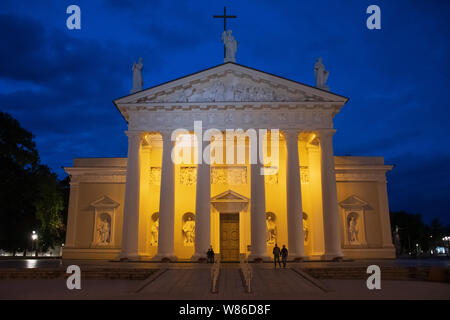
[0,258,449,300]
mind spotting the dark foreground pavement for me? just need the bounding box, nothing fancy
[0,259,449,300]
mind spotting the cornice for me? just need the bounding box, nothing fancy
[64,167,127,184]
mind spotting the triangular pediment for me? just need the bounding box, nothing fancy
[339,195,373,210]
[114,62,347,105]
[211,189,249,203]
[90,195,120,209]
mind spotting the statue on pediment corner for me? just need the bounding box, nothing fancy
[314,57,329,91]
[131,57,143,94]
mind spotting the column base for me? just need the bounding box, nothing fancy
[119,252,139,261]
[248,253,271,262]
[191,253,207,262]
[291,254,308,262]
[309,254,324,260]
[321,254,343,261]
[119,255,153,262]
[152,253,178,262]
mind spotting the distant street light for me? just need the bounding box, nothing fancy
[443,236,450,256]
[31,231,38,257]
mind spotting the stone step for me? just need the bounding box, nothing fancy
[301,266,450,283]
[0,268,158,280]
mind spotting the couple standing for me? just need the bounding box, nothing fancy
[273,244,288,268]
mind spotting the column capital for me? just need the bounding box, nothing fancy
[306,139,320,150]
[283,129,300,141]
[159,129,174,140]
[316,128,336,139]
[125,130,144,142]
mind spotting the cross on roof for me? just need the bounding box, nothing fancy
[213,6,237,31]
[213,6,237,59]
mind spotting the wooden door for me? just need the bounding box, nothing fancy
[220,213,240,261]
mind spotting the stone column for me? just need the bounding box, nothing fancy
[154,130,177,261]
[318,129,343,260]
[377,180,394,248]
[284,130,306,260]
[306,142,325,257]
[65,179,80,248]
[120,131,142,260]
[192,136,211,261]
[248,150,269,261]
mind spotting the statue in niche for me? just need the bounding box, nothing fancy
[182,216,195,246]
[303,212,309,243]
[131,57,143,93]
[151,216,159,246]
[222,30,238,63]
[266,214,277,245]
[303,222,309,243]
[347,214,359,244]
[314,57,329,91]
[97,215,111,244]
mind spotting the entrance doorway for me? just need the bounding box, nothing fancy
[220,213,240,261]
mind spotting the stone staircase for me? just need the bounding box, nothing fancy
[0,268,158,280]
[301,266,450,283]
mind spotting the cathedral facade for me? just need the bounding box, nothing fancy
[63,62,395,261]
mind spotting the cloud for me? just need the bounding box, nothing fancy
[0,1,449,225]
[0,14,47,82]
[0,12,139,177]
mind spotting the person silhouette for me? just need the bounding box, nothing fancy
[207,245,215,264]
[280,245,289,268]
[273,243,281,268]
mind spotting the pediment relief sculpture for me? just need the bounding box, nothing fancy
[136,72,329,104]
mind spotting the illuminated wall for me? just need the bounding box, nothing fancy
[63,134,395,260]
[137,132,315,260]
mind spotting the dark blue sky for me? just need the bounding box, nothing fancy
[0,1,449,224]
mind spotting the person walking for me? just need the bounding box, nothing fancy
[280,245,288,268]
[273,243,281,268]
[206,247,211,263]
[207,245,215,263]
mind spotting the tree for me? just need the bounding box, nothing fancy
[0,111,66,254]
[33,165,65,251]
[429,218,444,239]
[390,211,428,255]
[0,112,39,254]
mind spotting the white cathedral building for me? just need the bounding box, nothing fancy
[63,31,395,261]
